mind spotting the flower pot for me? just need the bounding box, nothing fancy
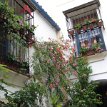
[98,20,103,28]
[83,25,87,32]
[86,50,95,56]
[89,24,94,30]
[68,29,74,36]
[76,29,81,34]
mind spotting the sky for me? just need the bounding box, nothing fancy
[35,0,74,39]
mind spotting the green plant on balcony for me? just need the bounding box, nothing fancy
[84,19,91,25]
[80,47,89,56]
[9,16,22,33]
[0,1,22,34]
[82,20,91,31]
[74,24,82,34]
[74,23,82,29]
[92,43,99,51]
[80,43,102,56]
[92,43,102,53]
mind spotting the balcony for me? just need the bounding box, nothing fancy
[0,35,30,75]
[68,19,106,57]
[0,1,35,75]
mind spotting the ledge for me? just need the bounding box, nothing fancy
[1,69,30,87]
[87,51,107,63]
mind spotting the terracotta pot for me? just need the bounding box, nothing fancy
[68,30,74,35]
[83,25,87,32]
[98,21,103,28]
[89,24,94,30]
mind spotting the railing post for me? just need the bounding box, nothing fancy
[87,30,92,48]
[98,28,106,51]
[75,32,81,56]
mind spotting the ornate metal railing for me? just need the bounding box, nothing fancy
[68,19,106,56]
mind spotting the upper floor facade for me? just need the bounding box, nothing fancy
[63,0,107,81]
[0,0,61,86]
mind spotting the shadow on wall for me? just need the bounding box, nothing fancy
[96,79,107,107]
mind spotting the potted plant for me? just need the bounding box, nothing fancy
[68,29,74,36]
[91,18,98,28]
[80,47,88,56]
[91,43,102,53]
[89,23,94,30]
[74,24,82,34]
[98,19,103,28]
[83,19,91,31]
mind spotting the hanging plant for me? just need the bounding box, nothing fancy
[74,24,82,34]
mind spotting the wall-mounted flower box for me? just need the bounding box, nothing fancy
[80,43,103,56]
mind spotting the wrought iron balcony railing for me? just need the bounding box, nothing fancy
[68,19,106,56]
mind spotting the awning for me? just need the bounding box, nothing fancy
[63,0,100,18]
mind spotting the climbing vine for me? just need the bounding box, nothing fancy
[0,40,102,107]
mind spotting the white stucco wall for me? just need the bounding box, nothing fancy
[33,10,58,42]
[0,70,29,101]
[29,10,62,74]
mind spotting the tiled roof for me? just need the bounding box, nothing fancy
[31,0,61,31]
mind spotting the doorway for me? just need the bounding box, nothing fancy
[96,80,107,107]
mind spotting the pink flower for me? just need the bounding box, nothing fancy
[72,71,78,77]
[49,83,54,89]
[55,81,59,87]
[49,47,53,51]
[73,63,77,67]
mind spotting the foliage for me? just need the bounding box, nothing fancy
[0,36,102,107]
[4,82,46,107]
[74,24,82,29]
[80,42,101,56]
[91,43,100,51]
[32,40,74,106]
[67,57,102,107]
[0,1,35,46]
[0,64,12,105]
[80,47,89,55]
[32,40,102,107]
